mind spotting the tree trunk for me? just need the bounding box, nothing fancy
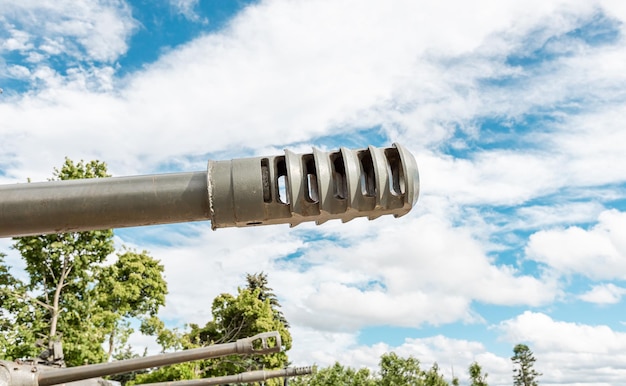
[50,256,70,339]
[107,323,117,362]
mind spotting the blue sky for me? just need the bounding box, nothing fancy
[1,1,626,385]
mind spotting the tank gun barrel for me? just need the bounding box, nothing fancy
[0,171,208,238]
[0,143,419,238]
[34,332,280,386]
[145,366,314,386]
[0,333,280,386]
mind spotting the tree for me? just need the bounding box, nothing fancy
[106,320,151,385]
[289,363,375,386]
[132,275,292,384]
[2,158,168,367]
[292,353,461,386]
[246,272,289,328]
[511,344,541,386]
[97,249,167,361]
[11,158,114,365]
[0,253,46,360]
[378,352,424,386]
[423,362,448,386]
[192,287,292,377]
[468,361,488,386]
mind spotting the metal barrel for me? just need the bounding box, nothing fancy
[35,332,280,386]
[0,172,209,238]
[145,366,314,386]
[0,143,419,238]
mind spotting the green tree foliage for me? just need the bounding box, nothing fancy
[246,272,289,328]
[10,159,114,365]
[107,320,150,385]
[132,274,292,385]
[192,287,292,376]
[423,362,448,386]
[469,361,488,386]
[140,316,194,352]
[290,363,376,386]
[1,159,167,367]
[291,354,460,386]
[378,352,424,386]
[130,361,199,385]
[512,344,541,386]
[129,320,201,385]
[98,249,167,361]
[0,253,45,360]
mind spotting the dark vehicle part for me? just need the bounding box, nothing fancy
[0,143,419,238]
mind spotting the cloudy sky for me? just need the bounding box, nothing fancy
[2,0,626,384]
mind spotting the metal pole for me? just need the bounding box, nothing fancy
[0,172,209,238]
[144,366,313,386]
[0,144,419,238]
[37,333,280,386]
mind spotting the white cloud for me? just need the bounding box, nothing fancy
[2,2,626,384]
[579,283,626,304]
[287,326,365,368]
[1,0,622,188]
[291,311,626,386]
[0,28,32,51]
[111,208,558,365]
[525,209,626,279]
[289,329,512,386]
[417,86,626,208]
[513,202,606,230]
[272,214,558,333]
[0,0,137,63]
[0,237,28,283]
[547,106,626,187]
[123,223,304,325]
[6,65,30,79]
[169,0,201,21]
[393,336,513,385]
[303,283,472,330]
[499,311,626,384]
[420,150,565,206]
[127,311,626,386]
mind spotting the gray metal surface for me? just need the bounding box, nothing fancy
[0,172,209,238]
[145,366,313,386]
[0,361,37,386]
[0,144,419,238]
[36,332,280,386]
[1,333,280,386]
[209,143,419,228]
[0,362,118,386]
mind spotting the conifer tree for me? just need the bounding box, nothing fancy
[511,344,541,386]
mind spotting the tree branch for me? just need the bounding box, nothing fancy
[16,292,54,311]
